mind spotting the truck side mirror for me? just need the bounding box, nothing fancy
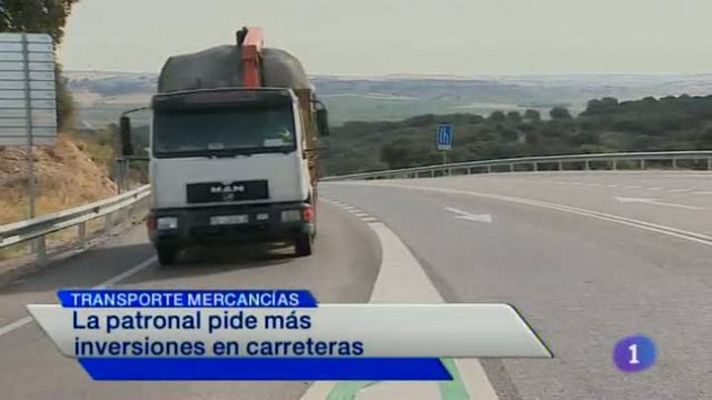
[316,107,330,137]
[119,116,134,156]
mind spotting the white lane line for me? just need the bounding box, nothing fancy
[606,184,620,188]
[347,209,362,214]
[693,191,712,195]
[94,256,157,288]
[302,221,498,400]
[345,182,712,247]
[614,196,705,210]
[0,316,33,337]
[361,217,379,223]
[354,212,370,217]
[647,187,663,191]
[445,207,493,224]
[667,188,692,193]
[570,182,583,186]
[0,256,157,338]
[586,183,603,187]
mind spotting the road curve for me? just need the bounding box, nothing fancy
[321,171,711,400]
[0,204,381,400]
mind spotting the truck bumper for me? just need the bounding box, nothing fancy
[148,202,314,248]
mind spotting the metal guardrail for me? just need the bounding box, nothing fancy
[0,185,151,266]
[321,150,712,181]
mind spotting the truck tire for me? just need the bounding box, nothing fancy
[157,246,178,266]
[294,234,313,257]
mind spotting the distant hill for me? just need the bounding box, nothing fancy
[64,70,712,129]
[320,94,712,176]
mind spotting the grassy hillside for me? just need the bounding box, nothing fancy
[320,95,712,176]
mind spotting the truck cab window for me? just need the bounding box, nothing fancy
[152,104,296,158]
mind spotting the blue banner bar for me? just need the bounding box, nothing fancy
[58,290,317,308]
[79,358,451,381]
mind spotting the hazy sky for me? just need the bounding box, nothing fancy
[61,0,712,75]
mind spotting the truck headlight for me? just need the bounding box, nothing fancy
[157,216,179,230]
[281,210,302,222]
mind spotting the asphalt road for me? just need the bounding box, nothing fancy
[1,170,709,400]
[0,205,381,400]
[321,171,711,400]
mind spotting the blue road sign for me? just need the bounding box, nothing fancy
[437,124,453,150]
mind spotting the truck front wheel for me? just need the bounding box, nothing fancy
[294,234,313,257]
[157,246,178,266]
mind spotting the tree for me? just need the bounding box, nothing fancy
[524,109,541,122]
[0,0,81,130]
[488,111,506,122]
[584,97,619,115]
[550,107,572,120]
[506,111,522,122]
[380,137,415,168]
[0,0,80,44]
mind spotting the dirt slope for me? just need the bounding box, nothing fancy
[0,134,117,225]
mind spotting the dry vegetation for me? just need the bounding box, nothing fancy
[0,133,118,259]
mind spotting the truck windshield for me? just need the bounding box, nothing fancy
[152,104,296,158]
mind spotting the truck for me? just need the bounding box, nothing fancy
[119,27,330,265]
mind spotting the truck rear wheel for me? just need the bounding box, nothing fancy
[157,246,178,266]
[294,234,313,257]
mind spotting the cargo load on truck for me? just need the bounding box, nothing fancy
[158,46,312,93]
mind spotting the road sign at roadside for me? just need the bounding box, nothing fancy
[437,124,453,151]
[0,33,57,145]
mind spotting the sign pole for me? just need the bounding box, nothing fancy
[21,33,36,220]
[21,33,46,263]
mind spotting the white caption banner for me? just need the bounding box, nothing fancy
[28,304,552,358]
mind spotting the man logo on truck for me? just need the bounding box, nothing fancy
[210,184,246,194]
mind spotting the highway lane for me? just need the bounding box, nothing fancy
[0,205,381,400]
[321,171,711,400]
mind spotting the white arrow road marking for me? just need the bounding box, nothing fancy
[445,207,493,223]
[614,197,705,210]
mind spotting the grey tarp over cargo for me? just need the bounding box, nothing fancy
[158,45,311,93]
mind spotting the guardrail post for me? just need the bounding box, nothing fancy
[584,160,591,171]
[611,160,617,170]
[708,157,712,171]
[104,212,113,235]
[672,158,678,170]
[532,162,538,171]
[640,159,646,170]
[509,163,514,172]
[467,167,473,175]
[77,221,87,250]
[34,237,47,266]
[486,165,492,173]
[447,168,452,176]
[430,170,435,178]
[558,160,564,171]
